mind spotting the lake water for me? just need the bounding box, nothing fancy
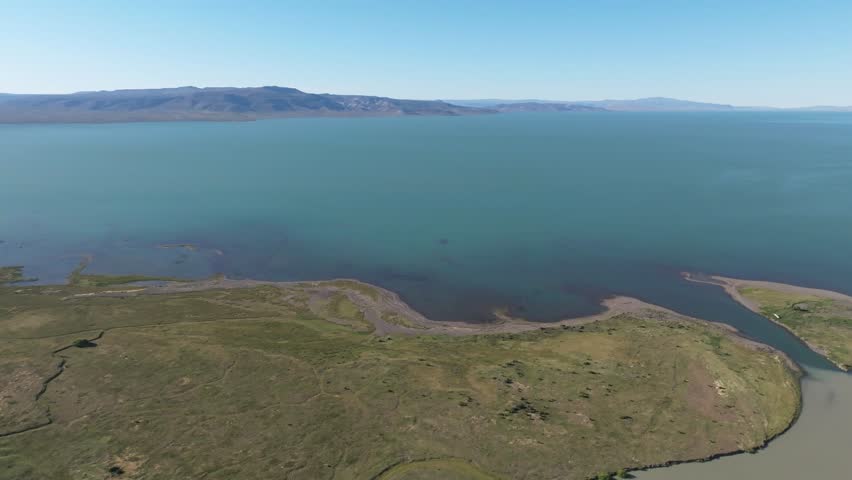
[2,112,851,477]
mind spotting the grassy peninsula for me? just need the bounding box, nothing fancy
[688,274,852,371]
[0,272,801,480]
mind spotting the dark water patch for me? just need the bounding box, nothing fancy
[560,282,620,304]
[334,260,354,271]
[437,255,461,267]
[84,246,213,280]
[208,249,228,274]
[373,267,432,284]
[393,282,519,324]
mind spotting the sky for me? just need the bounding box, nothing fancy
[2,0,851,107]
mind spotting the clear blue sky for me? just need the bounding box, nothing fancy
[2,0,851,107]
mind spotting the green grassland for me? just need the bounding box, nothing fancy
[0,276,801,480]
[739,286,852,370]
[0,266,35,285]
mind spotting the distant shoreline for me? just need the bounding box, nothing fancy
[3,86,849,124]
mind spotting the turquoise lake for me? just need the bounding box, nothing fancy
[2,111,852,370]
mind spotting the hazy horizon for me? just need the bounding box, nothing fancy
[1,86,849,110]
[3,1,852,108]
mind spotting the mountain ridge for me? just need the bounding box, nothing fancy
[447,97,852,112]
[0,86,493,123]
[1,88,850,123]
[493,102,606,113]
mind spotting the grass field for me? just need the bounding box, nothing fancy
[738,286,852,370]
[0,274,801,480]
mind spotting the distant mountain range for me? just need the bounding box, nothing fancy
[0,88,849,123]
[449,97,852,112]
[451,97,736,111]
[492,102,606,113]
[0,87,491,123]
[580,97,736,111]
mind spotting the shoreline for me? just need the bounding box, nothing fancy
[112,274,803,366]
[684,272,851,372]
[53,267,805,374]
[57,272,806,478]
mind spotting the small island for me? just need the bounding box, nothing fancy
[0,268,801,479]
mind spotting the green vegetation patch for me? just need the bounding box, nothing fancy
[381,311,427,329]
[319,292,373,332]
[740,286,852,370]
[65,260,188,288]
[0,266,36,285]
[69,273,186,287]
[0,282,801,480]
